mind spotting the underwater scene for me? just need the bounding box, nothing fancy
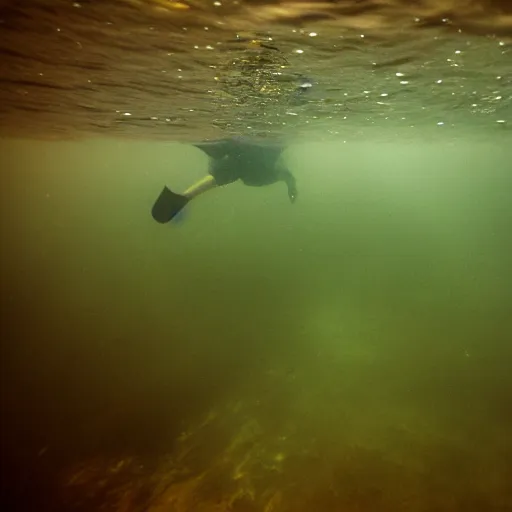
[1,1,511,511]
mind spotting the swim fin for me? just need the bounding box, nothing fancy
[151,186,190,223]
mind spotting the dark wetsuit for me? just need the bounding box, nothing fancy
[193,137,297,201]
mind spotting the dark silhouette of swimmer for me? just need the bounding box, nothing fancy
[151,137,298,223]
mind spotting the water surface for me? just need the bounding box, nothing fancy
[0,0,510,140]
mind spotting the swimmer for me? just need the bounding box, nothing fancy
[151,137,297,223]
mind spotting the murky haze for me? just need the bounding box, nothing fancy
[1,1,512,511]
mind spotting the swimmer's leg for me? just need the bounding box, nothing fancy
[151,175,218,223]
[183,175,217,199]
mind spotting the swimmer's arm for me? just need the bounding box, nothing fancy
[281,169,298,203]
[276,157,298,203]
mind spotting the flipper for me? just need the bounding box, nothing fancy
[151,186,190,223]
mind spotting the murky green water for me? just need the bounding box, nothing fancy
[1,137,512,510]
[1,0,512,510]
